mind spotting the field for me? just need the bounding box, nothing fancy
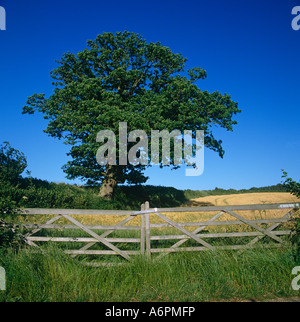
[188,192,300,206]
[26,192,298,226]
[1,191,299,302]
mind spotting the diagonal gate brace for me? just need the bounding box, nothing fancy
[70,214,138,258]
[238,209,295,252]
[63,215,131,261]
[224,210,285,244]
[24,215,63,248]
[155,211,216,251]
[156,211,224,259]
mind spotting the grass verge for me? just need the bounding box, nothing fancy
[0,245,299,302]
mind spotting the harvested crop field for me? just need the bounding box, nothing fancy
[158,192,300,230]
[18,192,299,228]
[189,192,300,207]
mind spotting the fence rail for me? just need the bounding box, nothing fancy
[18,202,300,264]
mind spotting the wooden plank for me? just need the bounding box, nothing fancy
[21,203,300,217]
[155,203,300,213]
[150,217,291,228]
[83,262,127,267]
[24,239,41,249]
[22,208,134,216]
[62,215,131,260]
[22,224,140,230]
[64,250,140,255]
[155,212,216,251]
[27,236,141,243]
[150,230,291,240]
[152,246,246,253]
[151,244,286,254]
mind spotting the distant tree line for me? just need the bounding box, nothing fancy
[183,184,288,199]
[0,142,296,214]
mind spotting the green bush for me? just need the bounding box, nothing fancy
[0,142,27,249]
[0,220,24,250]
[0,142,27,185]
[289,213,300,264]
[281,170,300,264]
[0,187,24,250]
[281,170,300,198]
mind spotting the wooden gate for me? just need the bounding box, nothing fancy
[143,202,299,259]
[20,202,299,264]
[22,207,146,262]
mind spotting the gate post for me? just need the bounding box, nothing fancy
[140,203,145,255]
[144,201,151,259]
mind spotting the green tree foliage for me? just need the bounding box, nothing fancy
[23,31,241,197]
[0,141,27,217]
[0,141,27,185]
[0,142,27,249]
[281,169,300,198]
[0,219,25,251]
[281,170,300,263]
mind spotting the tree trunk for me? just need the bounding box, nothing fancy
[99,166,117,199]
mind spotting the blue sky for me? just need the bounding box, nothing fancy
[0,0,299,190]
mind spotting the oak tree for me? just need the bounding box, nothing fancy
[23,31,241,198]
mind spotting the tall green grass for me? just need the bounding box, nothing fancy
[0,246,298,302]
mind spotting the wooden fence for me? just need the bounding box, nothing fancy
[19,202,300,264]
